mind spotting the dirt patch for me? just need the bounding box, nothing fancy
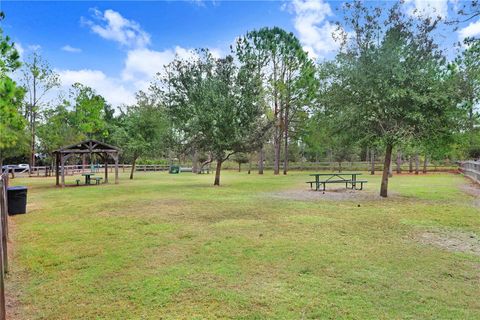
[265,188,395,202]
[417,230,480,256]
[5,218,23,320]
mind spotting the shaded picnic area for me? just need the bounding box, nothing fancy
[53,139,121,187]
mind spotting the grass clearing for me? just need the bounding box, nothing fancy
[6,171,480,319]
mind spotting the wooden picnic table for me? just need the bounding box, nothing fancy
[81,173,95,185]
[307,173,366,191]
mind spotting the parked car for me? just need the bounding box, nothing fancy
[1,165,13,172]
[1,164,30,172]
[17,164,30,171]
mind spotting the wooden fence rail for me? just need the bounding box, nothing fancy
[0,173,9,320]
[460,161,480,184]
[12,161,459,178]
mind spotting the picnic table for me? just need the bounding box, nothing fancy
[307,173,367,191]
[81,173,95,185]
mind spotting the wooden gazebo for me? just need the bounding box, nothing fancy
[53,139,121,187]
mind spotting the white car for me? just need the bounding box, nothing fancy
[14,164,30,172]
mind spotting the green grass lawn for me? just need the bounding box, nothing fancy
[6,171,480,319]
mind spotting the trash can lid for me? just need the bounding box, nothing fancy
[7,186,27,191]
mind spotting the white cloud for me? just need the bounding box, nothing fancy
[82,8,151,48]
[14,42,24,57]
[62,8,225,107]
[283,0,340,59]
[56,45,214,107]
[404,0,449,19]
[57,69,136,106]
[122,46,220,91]
[458,19,480,42]
[61,45,82,53]
[28,44,41,51]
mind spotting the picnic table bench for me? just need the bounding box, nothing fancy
[307,173,367,191]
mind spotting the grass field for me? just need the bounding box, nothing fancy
[6,171,480,319]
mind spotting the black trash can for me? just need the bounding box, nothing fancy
[169,165,180,174]
[7,186,28,215]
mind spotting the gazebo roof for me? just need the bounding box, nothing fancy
[53,139,120,154]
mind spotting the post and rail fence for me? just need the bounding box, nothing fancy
[0,172,10,320]
[460,161,480,184]
[5,160,460,178]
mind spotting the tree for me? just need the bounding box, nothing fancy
[69,83,108,139]
[157,50,270,186]
[0,12,26,167]
[233,153,249,172]
[235,27,316,175]
[112,92,169,180]
[21,51,60,169]
[36,101,84,161]
[321,1,459,197]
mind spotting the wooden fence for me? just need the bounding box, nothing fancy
[460,161,480,184]
[0,173,9,320]
[26,164,170,176]
[228,161,458,172]
[11,160,458,178]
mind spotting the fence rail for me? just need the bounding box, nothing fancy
[0,173,9,320]
[6,161,459,178]
[460,161,480,184]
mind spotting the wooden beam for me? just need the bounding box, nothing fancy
[61,154,65,187]
[104,153,108,183]
[109,153,119,184]
[57,149,119,154]
[55,152,60,186]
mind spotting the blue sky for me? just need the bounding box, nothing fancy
[2,0,479,106]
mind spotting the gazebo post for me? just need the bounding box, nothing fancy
[55,152,60,186]
[114,153,119,184]
[60,153,65,188]
[104,152,108,183]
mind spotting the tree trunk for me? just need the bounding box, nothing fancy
[330,150,334,171]
[30,111,36,171]
[338,162,342,173]
[283,104,289,175]
[258,148,264,175]
[238,163,241,172]
[192,150,198,174]
[274,138,281,175]
[214,160,222,186]
[423,155,428,174]
[380,144,393,198]
[388,158,393,178]
[415,152,419,175]
[130,156,137,180]
[370,148,375,175]
[396,151,402,174]
[409,156,413,173]
[273,59,280,176]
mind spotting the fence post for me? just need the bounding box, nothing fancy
[0,173,9,320]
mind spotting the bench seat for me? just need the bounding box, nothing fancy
[307,178,368,191]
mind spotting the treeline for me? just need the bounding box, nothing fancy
[1,1,479,196]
